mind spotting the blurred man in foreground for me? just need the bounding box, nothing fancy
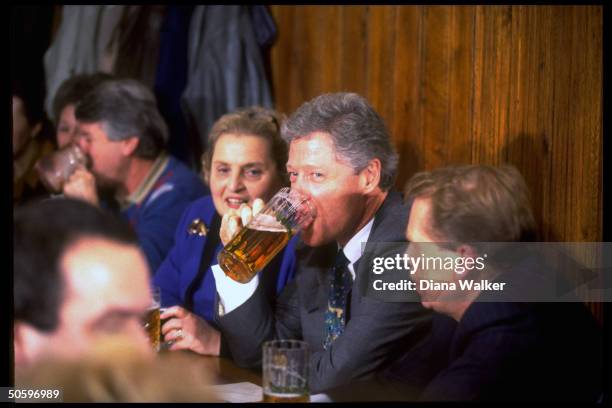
[17,336,216,402]
[14,198,153,374]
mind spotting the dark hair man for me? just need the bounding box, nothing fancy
[14,198,153,372]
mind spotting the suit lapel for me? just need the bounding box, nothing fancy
[297,191,410,314]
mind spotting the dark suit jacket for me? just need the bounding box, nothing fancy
[419,302,602,402]
[388,254,603,402]
[217,191,432,393]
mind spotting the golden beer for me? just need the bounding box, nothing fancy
[262,392,310,403]
[143,306,161,351]
[218,214,292,283]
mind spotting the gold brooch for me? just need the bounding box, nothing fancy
[187,218,207,236]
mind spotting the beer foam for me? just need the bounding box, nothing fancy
[250,214,287,232]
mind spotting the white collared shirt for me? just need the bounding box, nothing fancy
[213,216,376,315]
[340,217,375,281]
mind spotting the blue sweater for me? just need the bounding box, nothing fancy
[121,155,208,273]
[153,195,298,325]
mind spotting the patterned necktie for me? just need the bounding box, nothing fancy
[323,249,352,350]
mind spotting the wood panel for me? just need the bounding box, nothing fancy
[339,6,368,96]
[268,5,601,242]
[391,6,422,182]
[268,5,603,322]
[420,6,451,170]
[365,6,397,131]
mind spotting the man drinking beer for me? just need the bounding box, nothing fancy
[211,93,431,393]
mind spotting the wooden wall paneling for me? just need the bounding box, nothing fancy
[365,6,398,134]
[587,6,603,241]
[420,6,452,170]
[524,6,555,241]
[292,6,319,110]
[547,6,575,241]
[312,6,342,95]
[473,6,514,166]
[568,6,602,242]
[269,6,296,114]
[567,5,585,242]
[504,6,554,241]
[268,5,602,244]
[267,5,603,321]
[471,6,486,165]
[535,5,555,197]
[588,6,603,242]
[339,6,368,96]
[392,6,423,188]
[446,6,475,166]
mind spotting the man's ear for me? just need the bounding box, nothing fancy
[359,158,382,194]
[456,244,479,278]
[457,244,477,259]
[121,137,140,156]
[14,321,45,368]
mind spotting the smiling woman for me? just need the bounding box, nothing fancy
[153,106,298,358]
[208,133,284,216]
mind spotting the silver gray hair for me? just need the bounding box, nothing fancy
[281,92,398,190]
[75,79,168,159]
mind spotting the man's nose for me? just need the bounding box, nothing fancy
[290,177,312,199]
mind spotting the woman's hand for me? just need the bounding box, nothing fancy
[219,198,265,246]
[160,306,221,356]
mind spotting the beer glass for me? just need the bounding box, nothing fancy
[217,188,315,283]
[262,340,310,403]
[159,307,174,351]
[35,144,87,193]
[142,287,161,352]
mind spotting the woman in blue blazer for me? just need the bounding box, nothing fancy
[153,107,297,356]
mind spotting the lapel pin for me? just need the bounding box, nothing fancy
[188,218,207,236]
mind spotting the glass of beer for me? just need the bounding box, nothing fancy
[142,287,161,352]
[217,188,315,283]
[35,143,87,193]
[262,340,310,403]
[159,307,174,351]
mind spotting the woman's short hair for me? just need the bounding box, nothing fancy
[201,106,288,184]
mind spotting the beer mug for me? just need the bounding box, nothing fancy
[159,307,174,351]
[142,287,161,352]
[35,144,87,193]
[217,188,315,283]
[262,340,310,403]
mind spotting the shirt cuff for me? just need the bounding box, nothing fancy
[211,264,259,315]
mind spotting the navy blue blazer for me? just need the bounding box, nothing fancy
[153,195,298,325]
[387,254,603,402]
